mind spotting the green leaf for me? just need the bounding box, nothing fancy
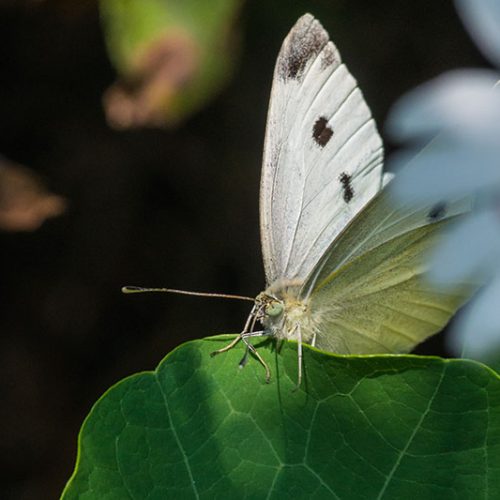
[62,336,500,499]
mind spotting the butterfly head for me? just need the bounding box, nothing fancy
[265,301,284,317]
[255,292,284,321]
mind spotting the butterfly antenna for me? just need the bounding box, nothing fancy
[121,286,255,302]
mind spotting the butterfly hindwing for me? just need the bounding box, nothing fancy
[303,188,474,354]
[260,14,384,285]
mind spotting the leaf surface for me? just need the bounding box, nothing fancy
[62,336,500,499]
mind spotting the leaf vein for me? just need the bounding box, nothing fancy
[154,373,200,499]
[376,365,447,499]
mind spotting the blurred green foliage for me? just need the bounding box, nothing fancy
[100,0,242,126]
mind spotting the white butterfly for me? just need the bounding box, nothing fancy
[210,14,472,384]
[125,14,472,385]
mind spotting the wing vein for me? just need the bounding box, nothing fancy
[325,319,393,352]
[378,303,444,330]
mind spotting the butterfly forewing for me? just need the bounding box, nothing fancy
[260,14,384,286]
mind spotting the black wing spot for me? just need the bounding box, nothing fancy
[313,116,333,147]
[428,202,447,221]
[279,16,329,80]
[339,173,354,203]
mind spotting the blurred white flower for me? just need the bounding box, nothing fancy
[389,141,500,203]
[388,70,500,143]
[387,0,500,360]
[449,274,500,358]
[429,209,500,287]
[456,0,500,67]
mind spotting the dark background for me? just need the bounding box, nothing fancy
[0,1,487,498]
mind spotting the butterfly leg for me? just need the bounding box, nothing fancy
[296,325,303,389]
[238,330,270,368]
[240,330,272,383]
[210,305,258,357]
[311,330,317,347]
[210,334,242,356]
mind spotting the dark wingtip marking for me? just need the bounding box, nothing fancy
[321,43,336,69]
[339,172,354,203]
[428,202,447,221]
[278,17,329,80]
[313,116,333,147]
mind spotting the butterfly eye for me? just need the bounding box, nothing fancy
[265,302,284,317]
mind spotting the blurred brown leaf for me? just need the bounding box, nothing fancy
[99,0,242,129]
[0,159,66,231]
[103,29,199,129]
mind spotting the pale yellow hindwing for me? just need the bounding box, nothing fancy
[303,189,475,354]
